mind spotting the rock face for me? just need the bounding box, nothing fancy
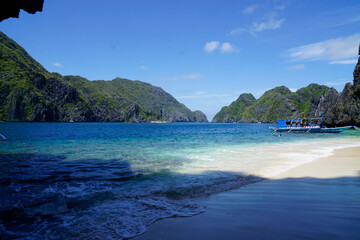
[0,0,44,22]
[314,54,360,126]
[213,84,329,123]
[355,58,360,88]
[213,93,256,122]
[0,32,208,122]
[63,76,208,122]
[354,52,360,99]
[192,110,208,123]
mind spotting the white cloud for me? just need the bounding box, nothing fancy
[203,41,236,53]
[178,73,203,80]
[177,91,232,99]
[52,62,63,68]
[178,93,232,99]
[178,88,267,103]
[329,59,358,64]
[203,41,219,53]
[287,64,305,71]
[326,81,349,86]
[195,91,205,95]
[228,28,247,36]
[242,5,260,15]
[274,5,286,11]
[228,12,284,36]
[287,33,360,62]
[235,88,271,99]
[289,88,298,92]
[333,15,360,27]
[140,65,148,70]
[159,73,203,82]
[250,13,284,34]
[220,42,235,53]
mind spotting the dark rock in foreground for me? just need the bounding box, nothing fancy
[0,0,44,22]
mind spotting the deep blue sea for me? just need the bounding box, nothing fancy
[1,123,359,239]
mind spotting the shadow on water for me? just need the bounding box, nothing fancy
[0,153,137,239]
[0,152,261,239]
[0,152,360,240]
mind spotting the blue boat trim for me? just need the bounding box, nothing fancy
[270,117,354,133]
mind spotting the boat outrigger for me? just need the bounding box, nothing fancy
[0,133,9,141]
[269,117,353,133]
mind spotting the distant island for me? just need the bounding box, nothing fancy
[213,49,360,127]
[0,32,208,123]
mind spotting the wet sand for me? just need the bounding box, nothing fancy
[135,146,360,239]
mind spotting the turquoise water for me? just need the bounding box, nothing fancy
[1,123,359,239]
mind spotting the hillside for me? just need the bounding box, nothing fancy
[0,32,207,122]
[315,54,360,127]
[214,53,360,126]
[212,93,256,123]
[214,45,360,126]
[213,84,329,123]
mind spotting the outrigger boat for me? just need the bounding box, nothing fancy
[0,133,9,141]
[269,117,353,133]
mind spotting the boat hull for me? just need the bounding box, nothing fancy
[269,126,346,133]
[271,116,354,134]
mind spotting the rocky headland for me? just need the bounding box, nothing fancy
[0,32,208,123]
[213,84,329,123]
[213,47,360,126]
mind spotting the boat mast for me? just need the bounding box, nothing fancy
[321,112,325,128]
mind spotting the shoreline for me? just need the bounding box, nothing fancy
[135,146,360,239]
[272,146,360,179]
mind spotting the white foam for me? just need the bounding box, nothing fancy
[177,138,360,178]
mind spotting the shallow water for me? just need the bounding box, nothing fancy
[0,123,359,239]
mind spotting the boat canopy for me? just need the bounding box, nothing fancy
[277,118,324,128]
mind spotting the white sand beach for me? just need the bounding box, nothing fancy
[135,146,360,239]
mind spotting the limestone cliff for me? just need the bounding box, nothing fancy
[214,45,360,126]
[213,84,329,123]
[0,32,208,122]
[212,93,256,123]
[314,50,360,126]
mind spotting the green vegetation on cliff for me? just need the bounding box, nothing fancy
[212,93,256,122]
[354,57,360,98]
[213,84,329,123]
[214,48,360,126]
[0,32,208,122]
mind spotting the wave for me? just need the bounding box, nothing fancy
[0,153,262,239]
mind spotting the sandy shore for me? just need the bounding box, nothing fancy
[135,146,360,240]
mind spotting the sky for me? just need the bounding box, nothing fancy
[1,0,360,121]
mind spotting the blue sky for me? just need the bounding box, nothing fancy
[1,0,360,120]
